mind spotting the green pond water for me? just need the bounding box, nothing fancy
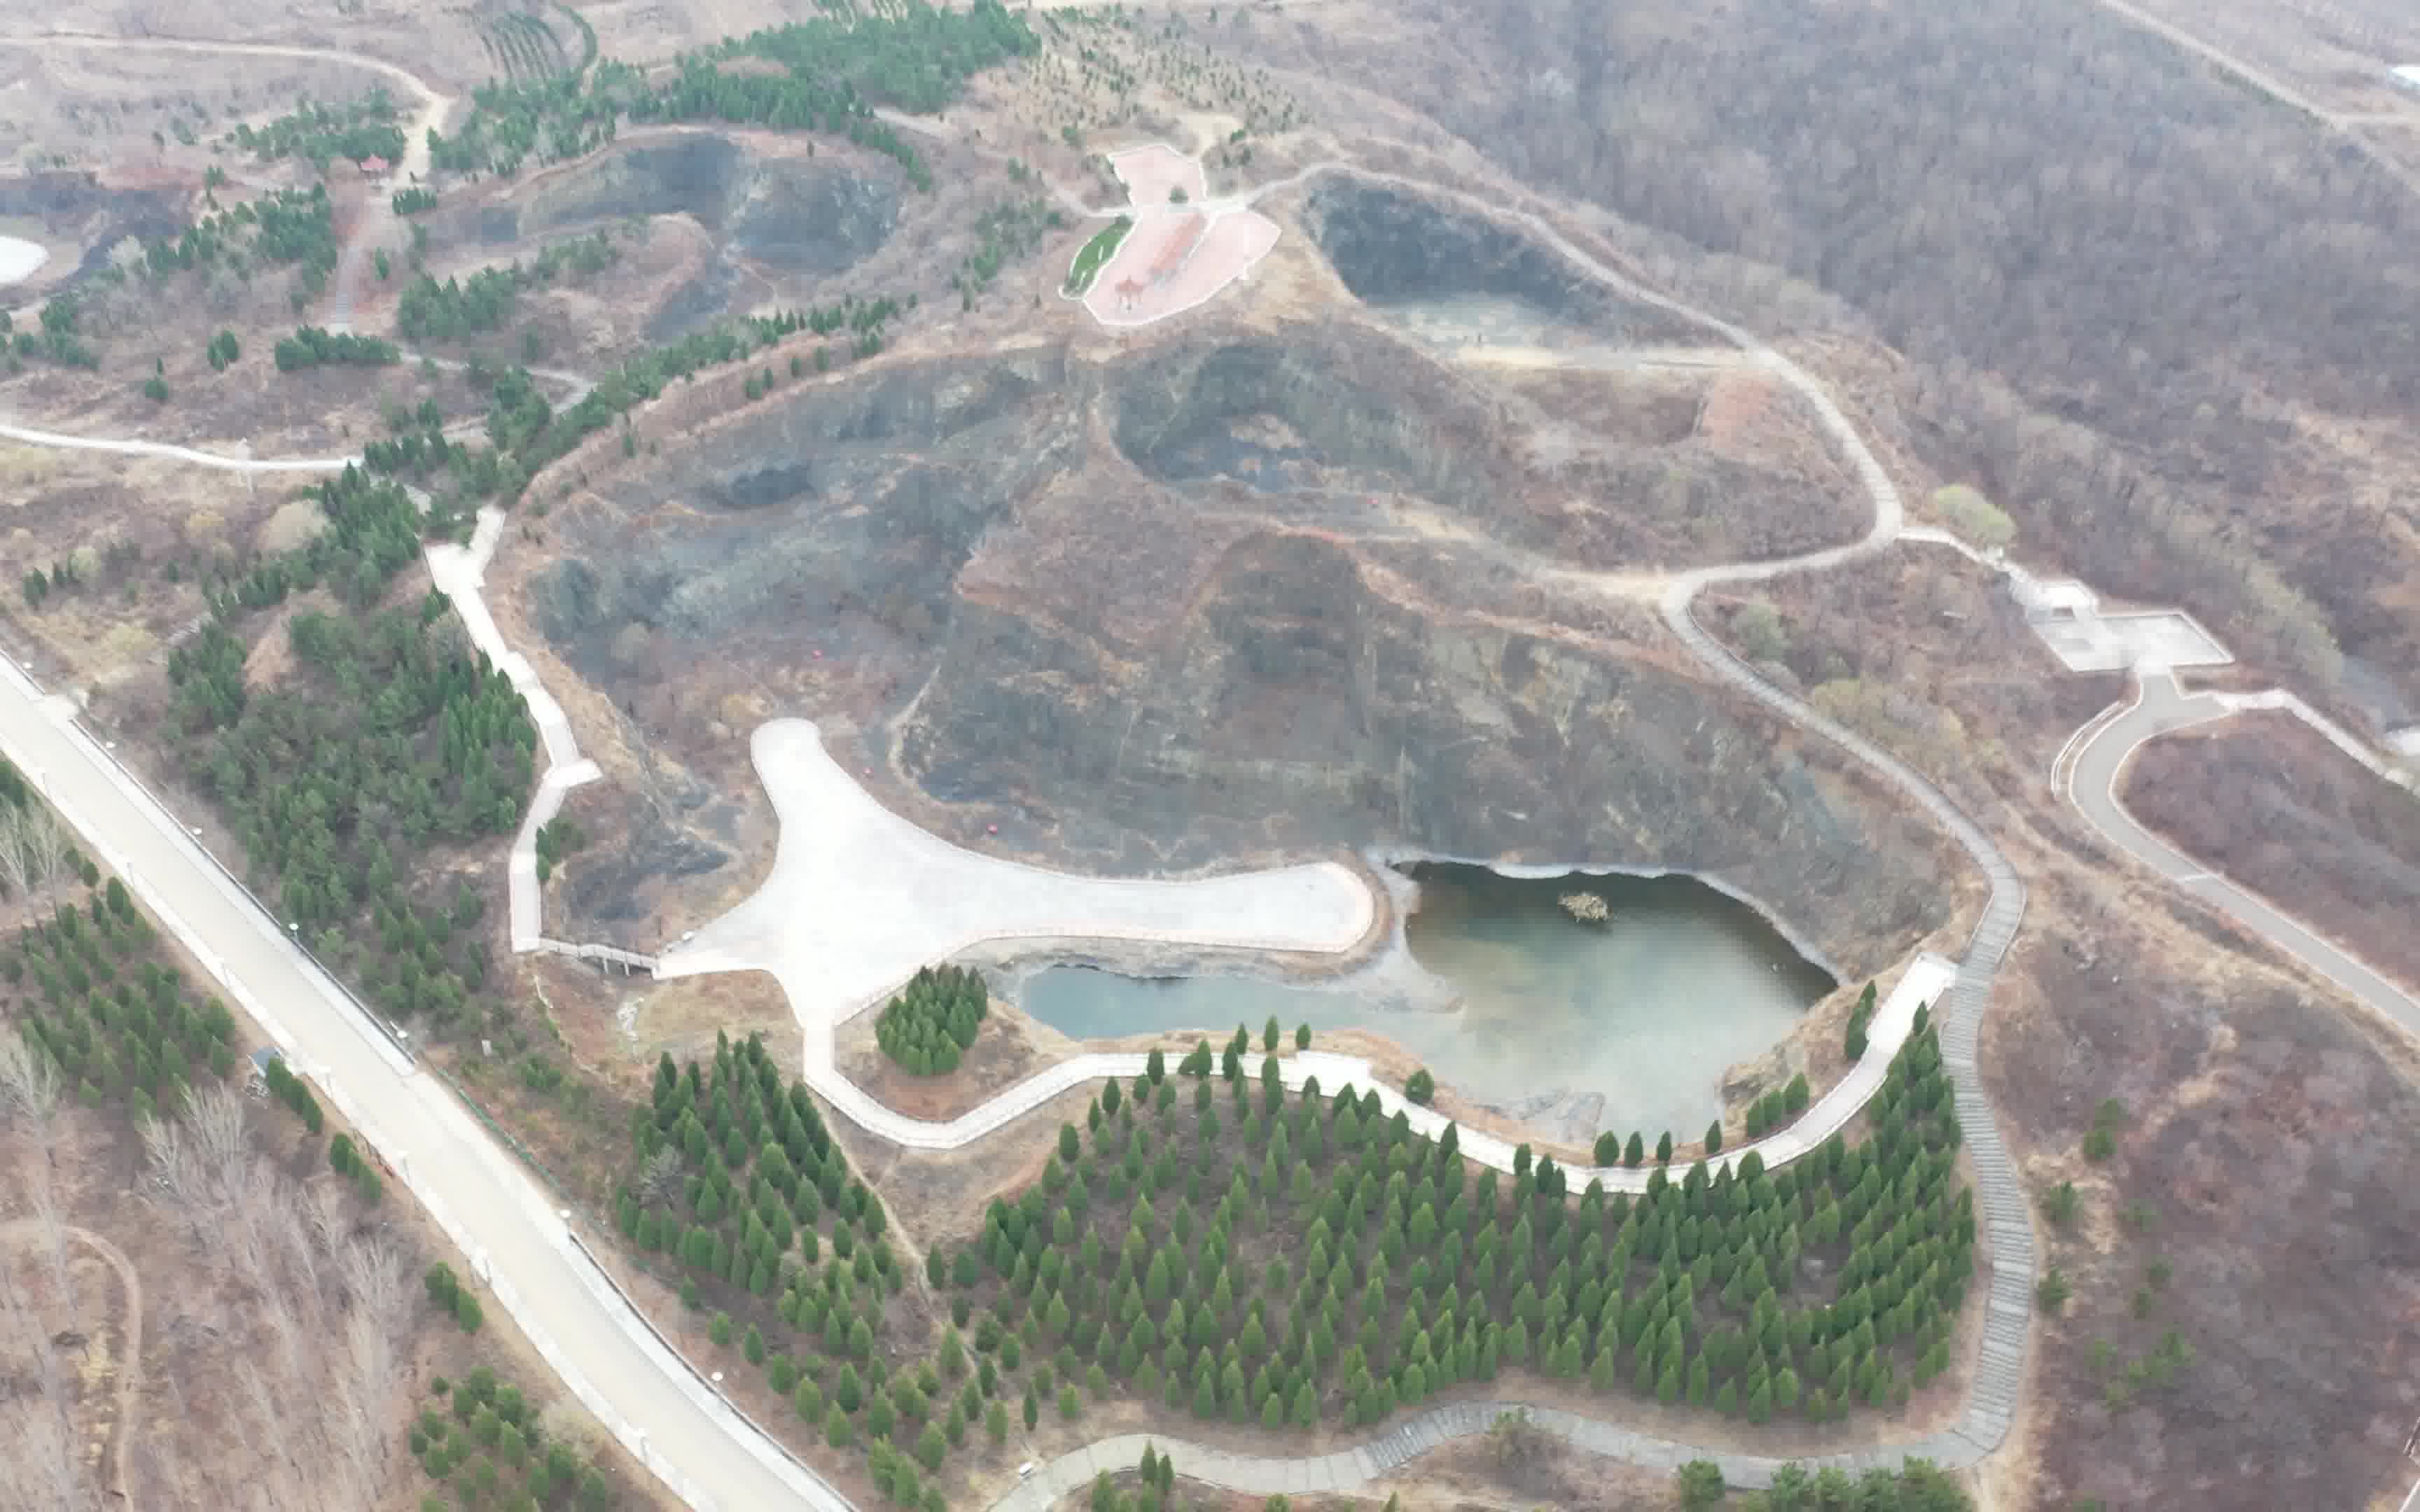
[1020,864,1834,1140]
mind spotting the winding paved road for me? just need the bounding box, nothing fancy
[0,29,2399,1507]
[2066,671,2420,1035]
[0,146,2029,1506]
[0,655,853,1512]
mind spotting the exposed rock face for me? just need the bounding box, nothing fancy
[555,790,735,928]
[534,351,1077,662]
[1307,181,1704,340]
[1720,1038,1800,1107]
[446,132,901,332]
[1477,1089,1608,1149]
[728,164,900,274]
[1111,335,1505,504]
[515,136,751,236]
[896,531,1947,976]
[0,173,183,284]
[519,307,1955,979]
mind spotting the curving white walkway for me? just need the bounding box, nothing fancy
[0,29,456,331]
[0,144,2022,1502]
[779,951,1952,1175]
[29,134,2386,1504]
[1905,525,2414,796]
[0,234,50,286]
[0,25,2405,1492]
[985,1397,1989,1512]
[424,506,611,956]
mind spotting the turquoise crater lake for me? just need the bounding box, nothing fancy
[1020,864,1836,1141]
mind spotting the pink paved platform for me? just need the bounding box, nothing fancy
[1107,142,1206,208]
[1081,205,1281,328]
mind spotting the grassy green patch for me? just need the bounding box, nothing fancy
[1063,216,1133,296]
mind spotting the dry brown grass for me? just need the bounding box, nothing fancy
[1729,541,2420,1511]
[0,1083,420,1512]
[2125,710,2420,997]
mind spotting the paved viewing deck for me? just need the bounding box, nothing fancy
[16,56,2416,1492]
[655,718,1375,1018]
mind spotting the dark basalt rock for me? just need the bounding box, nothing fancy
[518,328,1952,980]
[728,160,901,274]
[436,134,903,334]
[520,136,749,234]
[0,173,183,286]
[1306,180,1708,342]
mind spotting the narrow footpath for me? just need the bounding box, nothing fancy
[1,58,2405,1500]
[0,148,2037,1502]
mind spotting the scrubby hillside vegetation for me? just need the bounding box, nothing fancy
[1398,0,2420,711]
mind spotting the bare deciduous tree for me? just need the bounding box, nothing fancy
[0,1370,86,1512]
[137,1108,207,1238]
[7,1079,433,1512]
[181,1081,251,1198]
[0,1161,95,1512]
[0,805,69,898]
[22,808,68,888]
[304,1179,350,1261]
[0,1026,60,1131]
[0,811,25,898]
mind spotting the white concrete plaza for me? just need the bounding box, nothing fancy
[655,719,1379,1040]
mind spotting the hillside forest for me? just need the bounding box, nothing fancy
[1441,0,2420,706]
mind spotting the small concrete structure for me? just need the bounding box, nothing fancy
[246,1044,284,1098]
[2010,575,2232,673]
[2391,64,2420,95]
